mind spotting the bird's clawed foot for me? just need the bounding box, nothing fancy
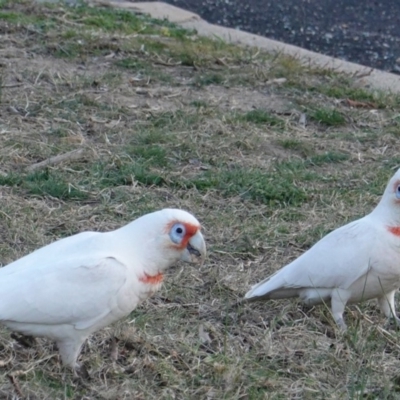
[384,315,400,330]
[73,362,90,380]
[333,315,347,332]
[10,333,37,348]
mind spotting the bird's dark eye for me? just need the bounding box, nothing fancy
[169,223,186,244]
[396,184,400,199]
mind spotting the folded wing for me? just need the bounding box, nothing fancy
[0,235,129,331]
[245,218,375,300]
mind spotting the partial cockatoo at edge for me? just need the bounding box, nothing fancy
[0,208,206,372]
[245,168,400,330]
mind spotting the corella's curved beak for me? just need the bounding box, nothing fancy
[181,230,206,264]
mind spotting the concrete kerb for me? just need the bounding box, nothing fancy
[90,0,400,94]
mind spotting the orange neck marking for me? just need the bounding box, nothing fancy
[139,272,164,285]
[387,226,400,237]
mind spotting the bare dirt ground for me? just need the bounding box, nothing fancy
[2,1,400,399]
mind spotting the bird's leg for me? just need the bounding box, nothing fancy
[378,290,400,326]
[57,338,88,378]
[331,289,350,331]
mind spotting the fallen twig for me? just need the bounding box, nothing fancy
[26,148,88,172]
[7,373,24,398]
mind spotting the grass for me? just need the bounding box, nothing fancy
[310,107,346,126]
[235,109,284,127]
[0,170,88,200]
[185,166,308,206]
[277,138,314,157]
[1,0,400,399]
[92,161,165,188]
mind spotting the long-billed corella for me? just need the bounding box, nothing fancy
[0,208,206,372]
[245,169,400,329]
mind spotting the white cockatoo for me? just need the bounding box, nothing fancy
[0,208,206,371]
[245,168,400,329]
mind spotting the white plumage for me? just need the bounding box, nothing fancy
[0,208,206,370]
[245,169,400,329]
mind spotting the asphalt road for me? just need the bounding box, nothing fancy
[133,0,400,73]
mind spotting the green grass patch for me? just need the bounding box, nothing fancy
[310,108,346,126]
[26,170,87,200]
[91,162,165,189]
[236,109,284,126]
[114,58,151,71]
[33,370,75,395]
[185,166,308,206]
[59,1,194,38]
[0,10,54,31]
[147,110,201,130]
[308,151,349,165]
[0,170,88,200]
[314,79,400,108]
[140,34,253,66]
[190,100,209,108]
[134,129,171,145]
[193,73,225,86]
[0,173,23,187]
[277,139,314,157]
[48,128,69,138]
[127,145,169,167]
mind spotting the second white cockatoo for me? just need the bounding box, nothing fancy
[245,168,400,329]
[0,208,206,371]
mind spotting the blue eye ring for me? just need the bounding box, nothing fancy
[396,185,400,199]
[169,223,186,244]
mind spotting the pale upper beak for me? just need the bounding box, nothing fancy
[180,230,206,264]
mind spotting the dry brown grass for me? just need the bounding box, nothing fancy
[1,0,400,398]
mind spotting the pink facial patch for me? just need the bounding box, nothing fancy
[387,226,400,237]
